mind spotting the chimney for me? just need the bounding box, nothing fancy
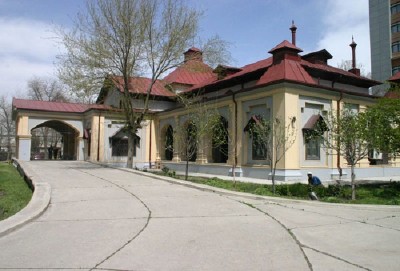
[184,47,203,62]
[348,36,360,76]
[290,20,297,46]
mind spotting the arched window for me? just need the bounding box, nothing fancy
[244,115,269,161]
[164,125,173,161]
[110,129,139,157]
[212,116,228,163]
[184,121,197,162]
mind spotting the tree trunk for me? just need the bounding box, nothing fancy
[232,162,236,187]
[351,165,356,200]
[126,133,134,169]
[271,165,276,194]
[185,158,189,181]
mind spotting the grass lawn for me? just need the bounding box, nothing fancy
[156,169,400,205]
[0,162,32,220]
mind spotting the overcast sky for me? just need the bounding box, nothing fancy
[0,0,370,101]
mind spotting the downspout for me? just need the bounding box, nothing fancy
[336,85,343,179]
[231,91,238,167]
[149,118,152,169]
[97,113,101,162]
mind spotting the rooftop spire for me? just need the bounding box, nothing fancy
[349,36,360,76]
[290,20,297,46]
[349,36,357,69]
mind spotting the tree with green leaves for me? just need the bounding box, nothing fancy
[365,92,400,159]
[246,116,297,194]
[57,0,200,168]
[318,109,370,200]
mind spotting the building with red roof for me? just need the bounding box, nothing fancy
[14,23,399,182]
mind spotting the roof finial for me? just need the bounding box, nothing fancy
[290,20,297,46]
[349,35,357,69]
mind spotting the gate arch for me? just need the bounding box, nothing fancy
[31,120,80,160]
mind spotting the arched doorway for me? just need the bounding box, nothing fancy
[31,120,79,160]
[212,116,228,163]
[162,125,174,161]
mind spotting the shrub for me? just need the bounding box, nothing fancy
[161,166,170,175]
[288,183,309,197]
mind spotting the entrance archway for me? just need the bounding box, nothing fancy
[31,120,79,160]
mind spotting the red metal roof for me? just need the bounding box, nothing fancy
[384,91,400,98]
[163,59,217,86]
[300,60,373,81]
[257,58,316,86]
[268,40,303,53]
[388,71,400,82]
[184,58,273,92]
[112,76,175,97]
[12,98,111,113]
[185,39,380,93]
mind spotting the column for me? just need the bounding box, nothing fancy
[16,116,31,161]
[172,116,181,162]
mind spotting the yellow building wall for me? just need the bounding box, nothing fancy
[281,92,300,169]
[90,115,105,162]
[148,118,158,166]
[17,116,30,136]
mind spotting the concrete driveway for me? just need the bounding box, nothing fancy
[0,161,399,270]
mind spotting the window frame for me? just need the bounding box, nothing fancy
[393,66,400,75]
[111,138,128,157]
[111,137,137,157]
[392,22,400,34]
[391,3,400,15]
[305,136,321,160]
[392,41,400,54]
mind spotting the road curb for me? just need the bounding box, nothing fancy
[115,166,400,210]
[0,160,51,238]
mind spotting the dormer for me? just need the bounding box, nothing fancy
[213,64,242,80]
[268,40,303,65]
[302,49,333,65]
[184,47,203,62]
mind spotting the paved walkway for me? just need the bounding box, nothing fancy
[0,161,399,270]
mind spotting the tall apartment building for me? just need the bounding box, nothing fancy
[369,0,400,93]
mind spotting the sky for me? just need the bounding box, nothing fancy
[0,0,371,101]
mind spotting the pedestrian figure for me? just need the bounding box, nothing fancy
[53,148,58,159]
[48,145,53,160]
[307,172,321,200]
[308,172,321,186]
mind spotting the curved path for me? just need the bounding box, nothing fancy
[0,161,399,270]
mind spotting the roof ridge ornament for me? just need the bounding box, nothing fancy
[290,20,297,46]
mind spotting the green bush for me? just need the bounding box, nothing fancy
[288,183,309,197]
[150,170,400,205]
[161,166,170,174]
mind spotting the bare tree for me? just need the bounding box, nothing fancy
[210,111,238,185]
[246,116,297,194]
[337,60,371,79]
[0,96,14,160]
[174,95,222,180]
[200,34,233,68]
[57,0,200,168]
[27,77,69,102]
[318,109,370,200]
[27,77,67,158]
